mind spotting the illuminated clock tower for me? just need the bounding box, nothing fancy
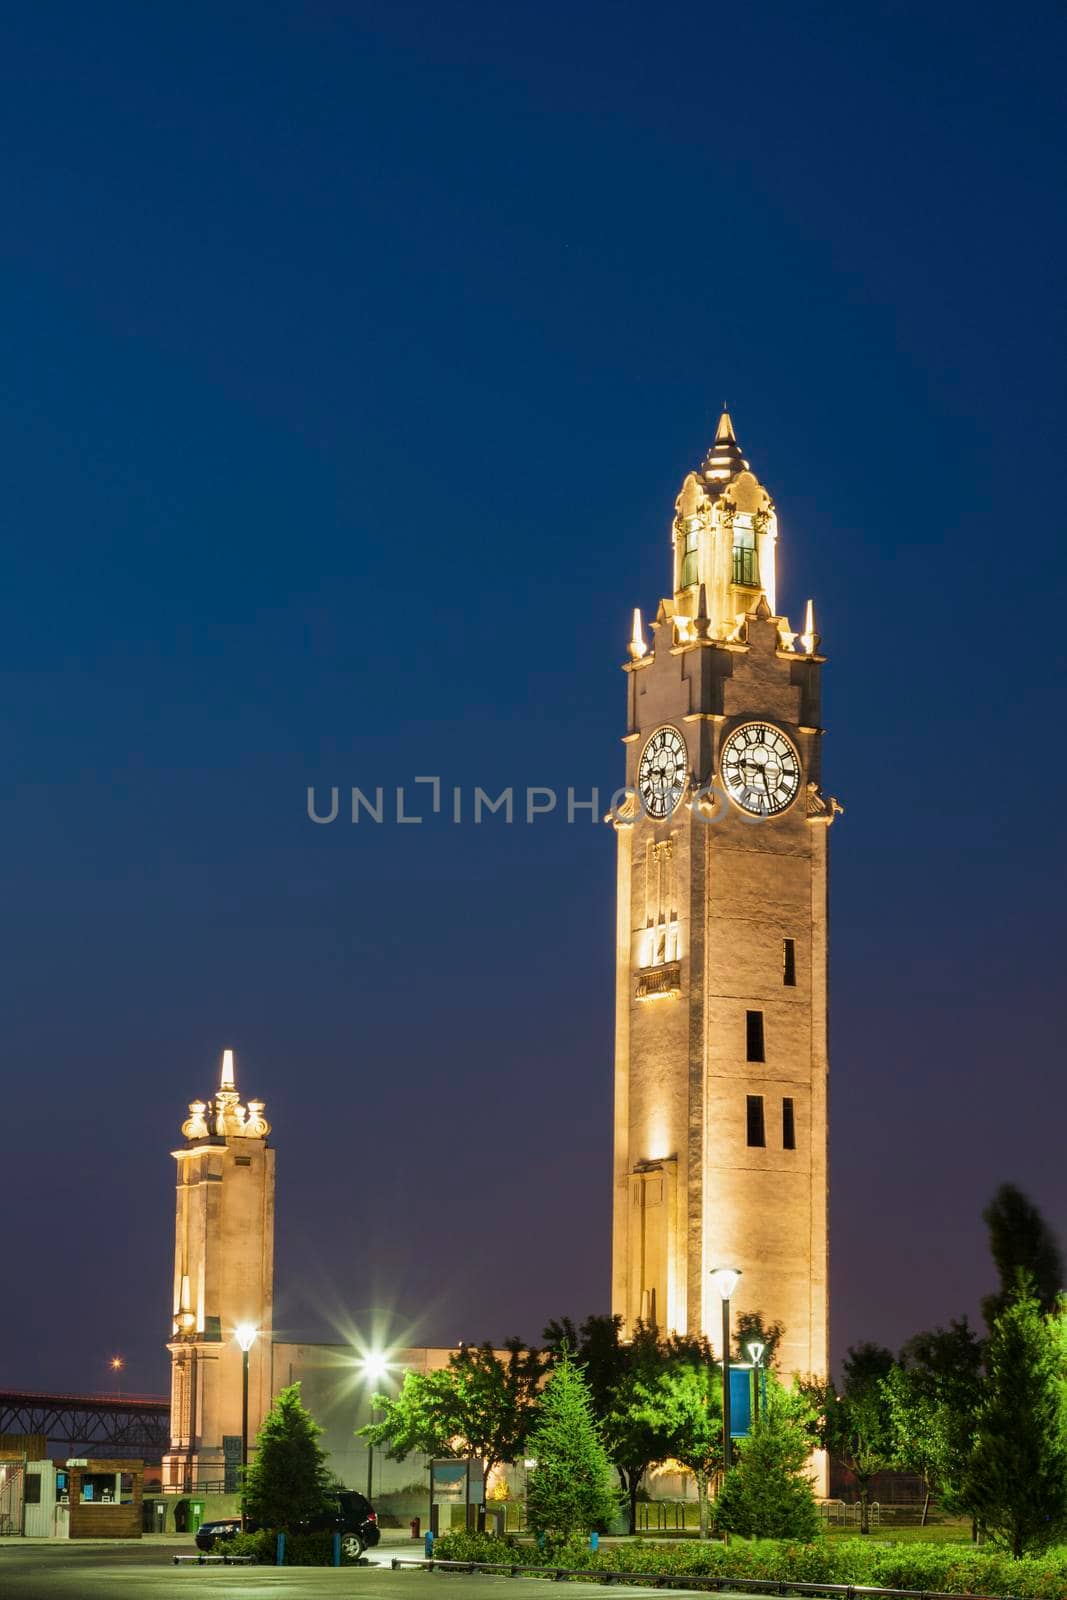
[610,411,839,1386]
[163,1049,275,1491]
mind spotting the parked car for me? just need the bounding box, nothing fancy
[195,1517,242,1552]
[194,1492,380,1559]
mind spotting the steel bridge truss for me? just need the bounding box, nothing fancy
[0,1390,170,1457]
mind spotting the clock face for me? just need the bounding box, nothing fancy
[720,722,801,816]
[637,726,688,818]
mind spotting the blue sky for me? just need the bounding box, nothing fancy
[2,0,1065,1391]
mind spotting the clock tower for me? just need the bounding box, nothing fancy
[610,411,838,1386]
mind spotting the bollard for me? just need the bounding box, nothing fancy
[590,1531,599,1552]
[276,1531,286,1566]
[424,1528,434,1559]
[332,1531,342,1567]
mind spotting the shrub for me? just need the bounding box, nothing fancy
[224,1528,362,1565]
[431,1531,521,1565]
[432,1533,1067,1597]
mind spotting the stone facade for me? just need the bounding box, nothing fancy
[611,413,837,1391]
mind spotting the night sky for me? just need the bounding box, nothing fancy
[3,2,1066,1399]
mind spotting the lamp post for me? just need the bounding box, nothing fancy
[235,1323,258,1517]
[746,1341,765,1426]
[361,1352,389,1502]
[109,1356,124,1399]
[710,1268,742,1472]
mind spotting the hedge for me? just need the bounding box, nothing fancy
[430,1530,1067,1598]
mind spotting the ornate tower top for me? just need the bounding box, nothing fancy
[180,1048,270,1141]
[628,409,817,660]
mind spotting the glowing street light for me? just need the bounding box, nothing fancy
[109,1356,124,1398]
[235,1323,259,1512]
[359,1350,393,1501]
[746,1341,766,1425]
[710,1268,741,1471]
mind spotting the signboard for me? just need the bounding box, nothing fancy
[729,1366,753,1438]
[431,1460,485,1506]
[222,1436,242,1493]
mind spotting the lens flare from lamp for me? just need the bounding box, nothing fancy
[362,1351,390,1383]
[235,1323,258,1353]
[746,1341,765,1366]
[710,1267,741,1302]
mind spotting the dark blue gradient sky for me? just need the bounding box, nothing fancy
[3,1,1065,1396]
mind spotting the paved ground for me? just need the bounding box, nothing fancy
[0,1542,723,1600]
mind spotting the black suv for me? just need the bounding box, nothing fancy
[195,1491,380,1558]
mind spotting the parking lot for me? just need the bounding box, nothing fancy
[0,1541,711,1600]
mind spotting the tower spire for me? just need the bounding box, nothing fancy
[220,1048,235,1091]
[715,406,737,444]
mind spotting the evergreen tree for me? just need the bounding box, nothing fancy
[965,1282,1067,1557]
[982,1183,1065,1325]
[714,1382,820,1542]
[543,1315,670,1535]
[525,1353,620,1544]
[241,1383,335,1531]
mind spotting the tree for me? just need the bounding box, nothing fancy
[883,1320,984,1526]
[524,1353,619,1544]
[714,1382,820,1541]
[733,1311,785,1370]
[543,1315,669,1535]
[359,1340,543,1504]
[801,1343,896,1534]
[241,1383,334,1531]
[982,1183,1065,1326]
[631,1337,723,1538]
[964,1282,1067,1557]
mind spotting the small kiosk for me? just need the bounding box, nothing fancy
[54,1458,143,1540]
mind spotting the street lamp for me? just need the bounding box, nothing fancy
[360,1352,390,1501]
[109,1356,124,1398]
[746,1341,765,1426]
[235,1324,258,1507]
[710,1268,741,1471]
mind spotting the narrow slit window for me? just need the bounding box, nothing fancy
[783,1097,796,1150]
[783,938,796,986]
[746,1009,765,1062]
[746,1095,766,1148]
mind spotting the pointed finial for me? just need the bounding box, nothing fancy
[694,583,710,640]
[220,1048,236,1090]
[801,599,818,654]
[715,408,737,445]
[628,607,648,661]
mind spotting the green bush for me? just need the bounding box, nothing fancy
[431,1531,1067,1596]
[223,1528,361,1566]
[431,1531,522,1565]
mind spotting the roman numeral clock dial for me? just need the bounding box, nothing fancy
[720,721,802,816]
[637,725,688,818]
